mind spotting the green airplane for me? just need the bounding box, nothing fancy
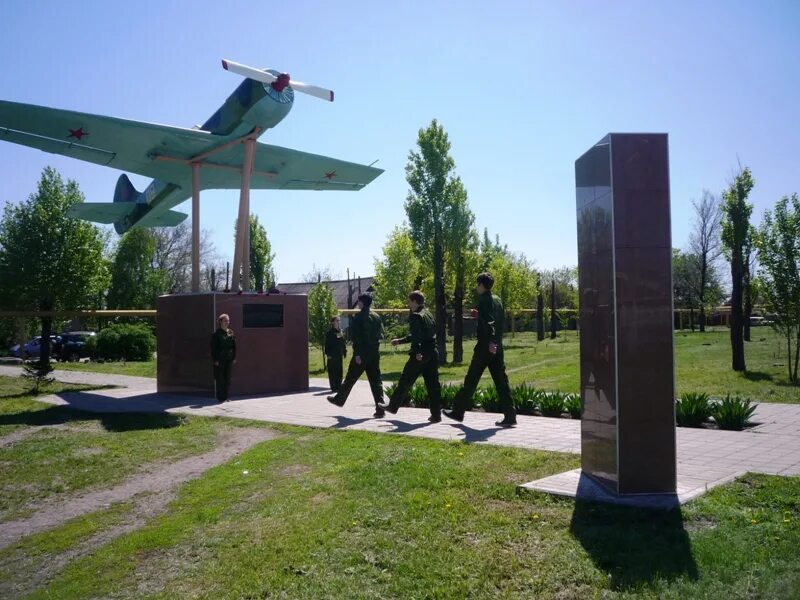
[0,59,383,234]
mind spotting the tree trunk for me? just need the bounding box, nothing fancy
[536,293,545,341]
[452,261,464,364]
[549,280,557,340]
[690,306,695,332]
[730,254,746,371]
[433,242,448,365]
[699,304,706,333]
[699,257,707,332]
[743,284,752,343]
[39,299,52,368]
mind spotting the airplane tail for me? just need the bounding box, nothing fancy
[114,174,140,204]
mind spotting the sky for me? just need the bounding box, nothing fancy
[1,1,798,283]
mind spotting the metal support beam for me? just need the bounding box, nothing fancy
[191,162,201,293]
[240,137,256,291]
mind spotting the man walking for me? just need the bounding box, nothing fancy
[327,293,386,417]
[443,272,517,427]
[379,291,442,423]
[324,315,347,392]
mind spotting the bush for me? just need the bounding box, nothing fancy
[564,393,582,419]
[675,392,712,428]
[384,382,399,403]
[512,383,538,415]
[96,324,155,361]
[409,382,429,408]
[439,383,459,410]
[475,386,502,413]
[539,391,566,417]
[712,394,757,431]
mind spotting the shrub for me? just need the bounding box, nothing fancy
[539,391,566,417]
[512,383,538,415]
[475,386,502,413]
[712,394,757,431]
[675,392,712,428]
[439,383,459,410]
[409,382,429,408]
[384,382,399,403]
[564,393,582,419]
[96,324,155,361]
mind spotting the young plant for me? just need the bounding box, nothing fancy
[675,392,712,428]
[538,391,566,418]
[712,394,758,431]
[564,393,582,419]
[409,382,429,409]
[475,386,502,413]
[512,383,538,415]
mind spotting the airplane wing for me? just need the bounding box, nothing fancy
[67,202,138,224]
[136,209,188,228]
[196,142,384,192]
[0,100,213,183]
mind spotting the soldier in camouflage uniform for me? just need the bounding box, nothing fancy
[379,291,442,423]
[444,272,517,427]
[327,293,386,417]
[210,313,236,402]
[324,315,347,392]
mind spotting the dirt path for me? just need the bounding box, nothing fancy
[0,426,277,551]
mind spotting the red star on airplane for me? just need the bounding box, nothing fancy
[67,127,88,140]
[324,170,337,180]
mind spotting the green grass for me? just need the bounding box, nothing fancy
[53,360,156,378]
[1,381,798,598]
[0,377,228,521]
[7,426,797,600]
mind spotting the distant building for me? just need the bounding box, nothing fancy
[277,276,375,310]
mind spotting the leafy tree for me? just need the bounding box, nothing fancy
[673,249,702,330]
[689,190,723,331]
[755,194,800,384]
[721,167,755,371]
[405,119,464,364]
[373,226,422,308]
[540,266,579,310]
[446,185,478,363]
[479,228,508,271]
[536,284,545,341]
[308,282,338,367]
[248,215,275,292]
[108,228,168,309]
[0,167,107,366]
[489,252,537,335]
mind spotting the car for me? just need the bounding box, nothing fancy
[56,331,97,362]
[9,335,61,359]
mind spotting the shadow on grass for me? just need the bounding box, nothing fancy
[0,403,183,432]
[742,370,774,382]
[569,499,698,590]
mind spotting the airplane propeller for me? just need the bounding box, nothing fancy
[221,59,334,102]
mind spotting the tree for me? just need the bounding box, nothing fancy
[301,264,337,284]
[405,119,463,364]
[721,167,755,371]
[152,221,218,294]
[308,282,337,367]
[108,229,168,309]
[743,228,757,342]
[536,285,545,341]
[248,215,275,292]
[446,185,478,363]
[673,249,702,330]
[689,190,723,332]
[373,227,423,308]
[540,266,579,309]
[479,228,508,272]
[489,252,537,335]
[0,167,107,367]
[755,194,800,384]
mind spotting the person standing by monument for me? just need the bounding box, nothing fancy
[443,272,517,427]
[210,313,236,402]
[327,293,386,417]
[324,315,347,392]
[379,291,442,423]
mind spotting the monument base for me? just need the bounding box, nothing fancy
[156,292,309,397]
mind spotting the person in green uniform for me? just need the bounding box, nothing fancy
[327,293,386,417]
[443,272,517,427]
[378,290,442,423]
[210,313,236,402]
[324,315,347,392]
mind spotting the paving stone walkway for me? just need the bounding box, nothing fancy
[3,366,799,504]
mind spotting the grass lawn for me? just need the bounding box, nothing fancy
[27,326,799,403]
[1,382,799,598]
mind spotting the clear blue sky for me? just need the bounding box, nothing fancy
[1,1,798,283]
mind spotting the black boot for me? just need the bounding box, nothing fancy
[327,396,345,407]
[495,418,517,428]
[442,409,464,423]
